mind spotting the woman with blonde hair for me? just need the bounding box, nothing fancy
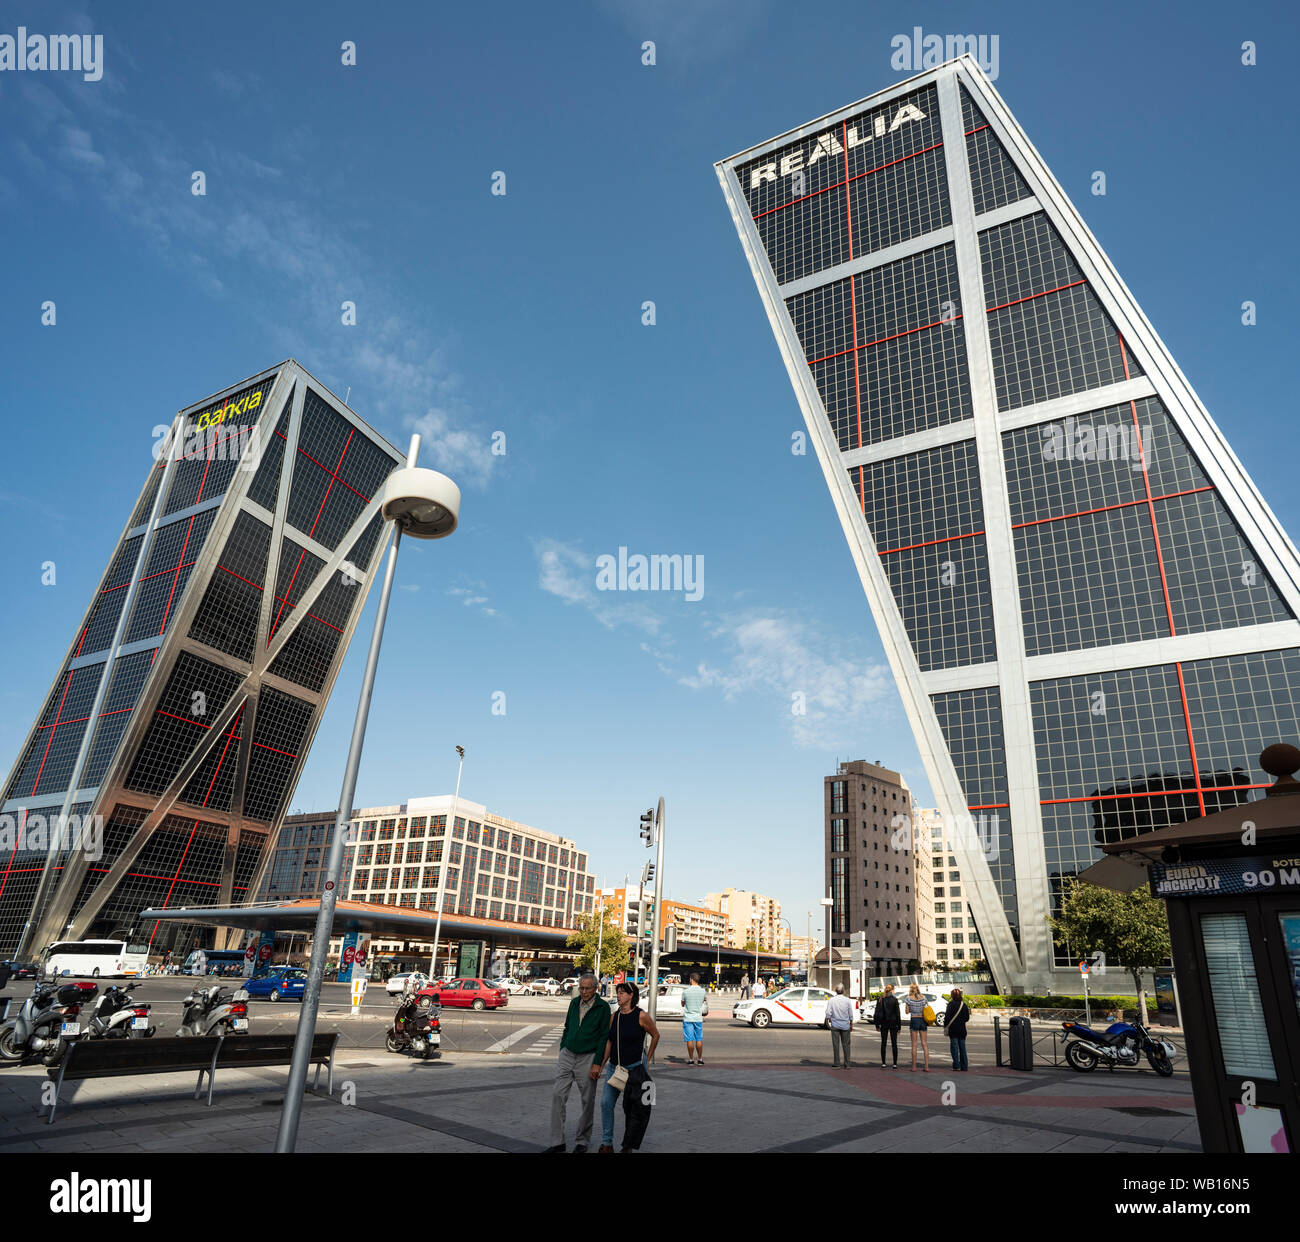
[904,982,931,1072]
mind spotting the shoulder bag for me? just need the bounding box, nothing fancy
[609,1013,630,1091]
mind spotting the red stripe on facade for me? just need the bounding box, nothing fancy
[751,140,945,221]
[308,428,354,541]
[986,279,1087,314]
[806,313,962,368]
[879,529,985,556]
[29,670,77,796]
[1010,486,1217,531]
[156,516,197,635]
[150,816,202,946]
[252,741,299,760]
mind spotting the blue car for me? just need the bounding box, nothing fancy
[241,967,307,1001]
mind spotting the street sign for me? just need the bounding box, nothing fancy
[1079,960,1090,977]
[350,977,367,1016]
[849,929,869,971]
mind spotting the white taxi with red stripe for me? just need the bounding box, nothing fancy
[733,986,858,1029]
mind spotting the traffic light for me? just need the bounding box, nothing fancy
[662,924,677,954]
[639,808,655,848]
[641,861,655,885]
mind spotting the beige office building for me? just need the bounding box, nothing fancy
[702,888,783,950]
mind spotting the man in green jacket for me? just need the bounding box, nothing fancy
[544,973,610,1152]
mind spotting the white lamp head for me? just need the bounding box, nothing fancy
[380,467,461,539]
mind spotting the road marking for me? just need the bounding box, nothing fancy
[523,1024,564,1056]
[483,1023,545,1054]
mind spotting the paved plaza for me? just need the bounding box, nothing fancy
[0,1042,1199,1154]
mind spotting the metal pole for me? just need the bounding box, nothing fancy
[594,878,604,980]
[274,434,417,1154]
[824,894,832,993]
[646,796,665,1024]
[429,749,464,980]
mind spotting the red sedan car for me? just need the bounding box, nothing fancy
[422,978,508,1010]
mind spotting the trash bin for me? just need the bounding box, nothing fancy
[1008,1015,1034,1071]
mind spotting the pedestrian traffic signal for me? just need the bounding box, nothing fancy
[639,808,655,847]
[663,925,677,954]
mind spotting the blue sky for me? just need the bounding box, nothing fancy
[1,1,1296,931]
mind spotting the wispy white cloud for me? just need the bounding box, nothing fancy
[677,612,894,747]
[532,539,892,746]
[448,584,500,619]
[9,65,496,486]
[533,537,662,634]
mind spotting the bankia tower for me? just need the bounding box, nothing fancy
[716,58,1300,989]
[0,362,403,958]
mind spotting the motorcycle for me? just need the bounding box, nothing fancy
[386,990,441,1059]
[176,984,249,1037]
[84,981,154,1039]
[1061,1016,1177,1076]
[0,979,96,1065]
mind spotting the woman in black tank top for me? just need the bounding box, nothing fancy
[595,981,661,1151]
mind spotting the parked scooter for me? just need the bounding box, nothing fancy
[0,979,96,1065]
[176,984,249,1037]
[1061,1015,1177,1076]
[84,981,154,1039]
[386,990,441,1059]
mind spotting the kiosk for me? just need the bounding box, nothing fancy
[1088,745,1300,1153]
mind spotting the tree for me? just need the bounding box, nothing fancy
[566,907,630,978]
[741,939,767,952]
[1048,878,1171,1019]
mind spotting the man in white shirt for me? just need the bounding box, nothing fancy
[826,984,856,1068]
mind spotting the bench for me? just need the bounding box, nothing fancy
[43,1032,338,1124]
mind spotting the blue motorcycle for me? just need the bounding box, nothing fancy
[1061,1016,1176,1076]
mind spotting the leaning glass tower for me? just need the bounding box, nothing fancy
[716,57,1300,990]
[0,362,403,958]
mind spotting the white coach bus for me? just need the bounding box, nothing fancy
[41,938,150,978]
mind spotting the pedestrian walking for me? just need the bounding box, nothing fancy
[740,973,751,1000]
[946,987,971,1072]
[905,982,931,1072]
[681,972,708,1065]
[873,984,901,1068]
[826,983,855,1068]
[543,973,610,1153]
[596,981,660,1152]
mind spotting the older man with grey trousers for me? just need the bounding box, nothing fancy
[543,974,610,1153]
[827,984,856,1068]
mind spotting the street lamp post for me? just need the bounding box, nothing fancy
[777,916,793,980]
[429,745,464,981]
[806,910,813,981]
[275,434,460,1154]
[819,894,834,991]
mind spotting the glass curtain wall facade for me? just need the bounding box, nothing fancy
[0,361,403,958]
[717,58,1300,990]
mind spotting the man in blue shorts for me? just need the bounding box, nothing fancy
[681,972,708,1065]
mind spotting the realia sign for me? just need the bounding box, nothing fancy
[747,103,926,189]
